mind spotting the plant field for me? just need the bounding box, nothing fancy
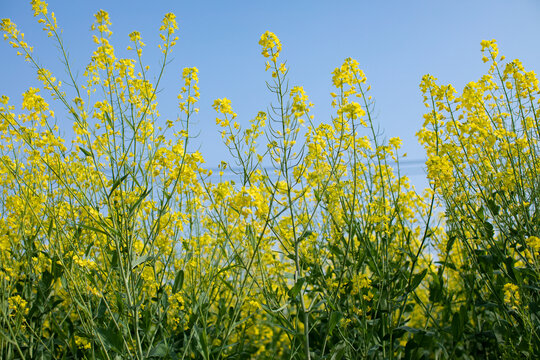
[1,1,539,359]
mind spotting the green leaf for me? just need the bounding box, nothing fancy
[131,254,153,269]
[271,323,297,336]
[328,311,343,335]
[47,219,54,238]
[407,269,427,292]
[395,325,423,334]
[504,256,518,282]
[172,269,184,293]
[194,326,210,360]
[219,278,236,294]
[47,297,63,313]
[108,174,129,198]
[451,312,462,340]
[96,298,107,320]
[297,230,313,243]
[288,277,305,298]
[104,110,114,128]
[50,255,64,279]
[476,206,485,221]
[446,235,456,253]
[329,243,343,257]
[39,270,54,295]
[96,326,124,353]
[483,221,494,239]
[149,343,169,358]
[486,198,500,216]
[128,187,152,215]
[427,271,444,303]
[330,341,347,360]
[79,146,92,157]
[79,223,109,236]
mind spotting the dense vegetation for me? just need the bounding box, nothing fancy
[1,1,539,359]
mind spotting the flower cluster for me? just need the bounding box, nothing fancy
[1,3,539,358]
[259,31,281,62]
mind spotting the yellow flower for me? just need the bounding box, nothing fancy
[259,31,281,63]
[75,336,91,350]
[92,10,112,38]
[8,294,28,316]
[527,236,540,252]
[503,283,520,310]
[213,98,237,126]
[160,13,178,34]
[290,86,311,118]
[350,273,371,296]
[338,101,366,123]
[129,31,140,42]
[31,0,48,17]
[389,137,402,149]
[480,39,499,61]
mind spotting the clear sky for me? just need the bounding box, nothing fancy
[2,0,540,190]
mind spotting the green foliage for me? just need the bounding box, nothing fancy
[0,2,539,359]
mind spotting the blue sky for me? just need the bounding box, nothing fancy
[2,0,540,189]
